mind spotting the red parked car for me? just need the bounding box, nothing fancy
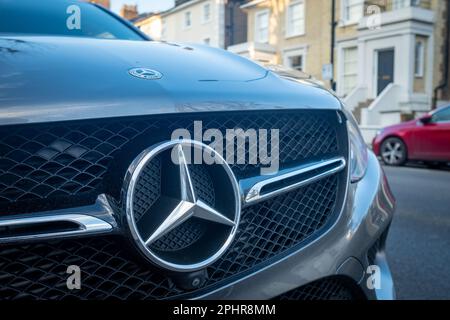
[373,105,450,166]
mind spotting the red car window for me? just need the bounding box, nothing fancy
[431,107,450,123]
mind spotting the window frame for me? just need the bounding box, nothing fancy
[414,40,425,78]
[202,2,212,24]
[393,0,409,9]
[285,0,305,38]
[254,9,270,43]
[288,55,304,71]
[341,0,364,25]
[342,46,358,96]
[184,11,192,29]
[283,46,307,73]
[393,0,421,10]
[161,18,167,39]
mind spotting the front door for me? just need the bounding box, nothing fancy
[377,49,394,95]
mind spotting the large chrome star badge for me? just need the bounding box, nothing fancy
[145,145,236,246]
[124,140,240,272]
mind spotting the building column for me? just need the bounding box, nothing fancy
[403,32,416,103]
[425,32,435,102]
[357,39,366,88]
[216,0,226,48]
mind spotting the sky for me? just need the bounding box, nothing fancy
[110,0,175,14]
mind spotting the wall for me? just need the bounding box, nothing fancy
[244,0,332,84]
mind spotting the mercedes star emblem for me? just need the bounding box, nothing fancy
[123,140,241,272]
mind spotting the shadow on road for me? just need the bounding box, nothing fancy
[404,162,450,172]
[379,158,450,172]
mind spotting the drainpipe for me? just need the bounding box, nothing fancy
[432,0,450,109]
[330,0,337,91]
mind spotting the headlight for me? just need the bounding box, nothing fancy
[343,108,368,183]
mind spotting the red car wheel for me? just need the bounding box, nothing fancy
[380,137,407,166]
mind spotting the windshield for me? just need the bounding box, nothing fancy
[0,0,145,41]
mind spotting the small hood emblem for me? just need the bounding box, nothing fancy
[128,68,163,80]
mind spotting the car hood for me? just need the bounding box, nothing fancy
[0,36,342,125]
[383,119,417,132]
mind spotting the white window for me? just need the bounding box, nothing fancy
[288,55,304,71]
[286,0,305,37]
[342,47,358,95]
[161,18,167,39]
[393,0,409,9]
[342,0,364,24]
[283,48,307,72]
[414,40,425,77]
[202,3,211,23]
[393,0,421,9]
[255,10,270,43]
[184,11,192,28]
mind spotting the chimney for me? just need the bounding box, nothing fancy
[120,4,139,20]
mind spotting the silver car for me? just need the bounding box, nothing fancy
[0,0,395,300]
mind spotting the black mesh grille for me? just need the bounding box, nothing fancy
[0,175,343,300]
[0,109,348,300]
[0,237,181,300]
[206,175,339,284]
[134,161,216,252]
[274,277,365,300]
[0,110,342,214]
[151,220,207,252]
[188,164,215,207]
[133,158,161,222]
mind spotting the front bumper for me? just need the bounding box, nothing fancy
[0,151,394,300]
[198,151,396,300]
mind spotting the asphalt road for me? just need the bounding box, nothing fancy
[383,164,450,300]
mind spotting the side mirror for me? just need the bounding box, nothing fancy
[419,115,432,125]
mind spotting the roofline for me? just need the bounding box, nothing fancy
[161,0,206,17]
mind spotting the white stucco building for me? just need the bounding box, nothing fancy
[134,0,247,49]
[339,2,441,130]
[227,0,450,142]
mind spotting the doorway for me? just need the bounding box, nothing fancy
[376,49,395,95]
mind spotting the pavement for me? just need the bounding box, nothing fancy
[383,164,450,300]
